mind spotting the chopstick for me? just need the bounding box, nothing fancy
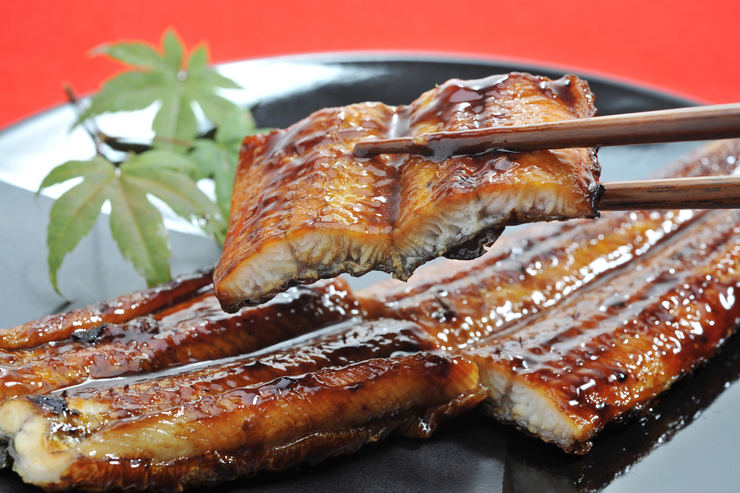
[353,103,740,211]
[599,175,740,211]
[353,103,740,159]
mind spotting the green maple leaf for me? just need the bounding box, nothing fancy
[40,151,225,292]
[78,30,242,152]
[190,110,268,218]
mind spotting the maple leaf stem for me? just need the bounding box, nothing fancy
[167,93,181,145]
[64,84,106,157]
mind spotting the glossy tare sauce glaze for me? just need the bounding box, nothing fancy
[401,73,595,159]
[0,266,216,350]
[0,335,485,492]
[466,202,740,453]
[358,140,738,351]
[0,278,359,401]
[0,141,737,492]
[215,73,601,312]
[44,319,440,427]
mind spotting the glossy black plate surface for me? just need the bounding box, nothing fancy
[0,53,737,492]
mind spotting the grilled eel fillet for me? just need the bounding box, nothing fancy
[0,141,735,487]
[465,203,740,453]
[0,320,486,492]
[215,73,601,311]
[358,140,737,350]
[0,278,359,402]
[0,266,216,350]
[360,140,740,452]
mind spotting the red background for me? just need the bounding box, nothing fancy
[2,0,739,130]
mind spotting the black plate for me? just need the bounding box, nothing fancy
[1,54,738,492]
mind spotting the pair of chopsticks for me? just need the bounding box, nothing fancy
[353,103,740,211]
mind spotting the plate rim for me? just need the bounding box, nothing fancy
[0,51,700,137]
[220,50,703,105]
[0,50,732,493]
